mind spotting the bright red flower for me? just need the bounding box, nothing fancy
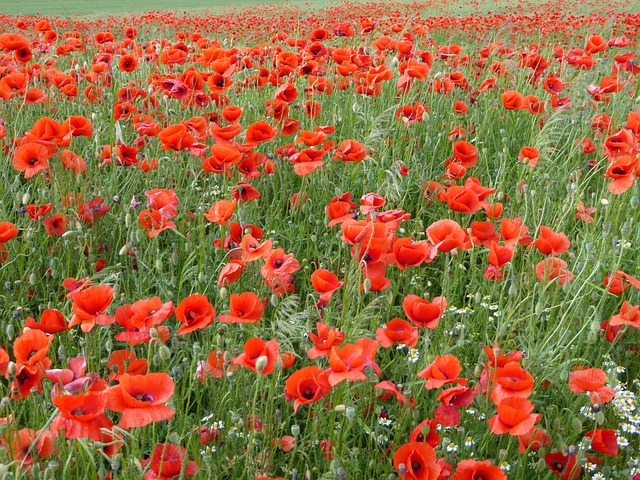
[417,355,467,390]
[143,443,198,479]
[233,338,280,375]
[219,292,263,324]
[488,397,539,436]
[393,442,441,480]
[106,373,175,429]
[284,366,332,412]
[545,452,582,480]
[69,285,115,332]
[450,459,506,480]
[376,318,418,348]
[403,295,447,329]
[175,294,215,334]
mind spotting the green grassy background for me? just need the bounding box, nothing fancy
[0,0,318,16]
[2,0,639,18]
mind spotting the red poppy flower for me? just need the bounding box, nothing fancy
[393,238,436,270]
[143,443,198,479]
[417,354,467,389]
[452,141,478,168]
[308,322,344,359]
[69,284,115,332]
[604,154,639,194]
[326,193,357,226]
[231,182,261,203]
[535,257,574,285]
[234,338,280,375]
[128,297,175,332]
[335,139,367,162]
[311,268,344,308]
[403,295,447,329]
[450,459,506,480]
[24,309,68,334]
[119,54,138,72]
[374,380,407,405]
[217,260,245,287]
[376,318,419,348]
[106,372,175,429]
[518,146,539,166]
[145,189,179,220]
[260,248,300,281]
[491,361,535,403]
[604,270,640,294]
[108,350,148,381]
[246,120,277,144]
[284,366,332,412]
[222,105,243,123]
[545,451,582,480]
[175,294,215,334]
[426,219,472,252]
[531,226,570,255]
[6,427,55,467]
[585,429,618,456]
[609,301,640,330]
[219,292,263,324]
[568,367,616,404]
[575,201,597,224]
[51,391,113,441]
[501,90,524,110]
[488,397,540,435]
[327,344,368,386]
[517,426,550,453]
[392,442,441,480]
[434,386,474,426]
[410,418,440,447]
[12,142,52,178]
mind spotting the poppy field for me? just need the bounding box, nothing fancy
[1,0,640,478]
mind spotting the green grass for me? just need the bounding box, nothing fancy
[0,0,432,16]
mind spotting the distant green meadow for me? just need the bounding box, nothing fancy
[5,0,635,17]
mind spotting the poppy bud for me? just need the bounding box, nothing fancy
[219,287,228,300]
[119,244,129,256]
[168,432,181,444]
[631,196,639,209]
[270,294,279,307]
[22,192,30,204]
[291,424,300,437]
[5,323,15,339]
[508,284,518,297]
[149,327,159,340]
[255,355,269,373]
[345,407,355,420]
[125,213,131,227]
[363,278,371,293]
[571,418,583,431]
[6,361,17,376]
[155,258,163,272]
[334,404,346,412]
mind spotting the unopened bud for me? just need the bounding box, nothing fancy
[270,294,279,307]
[291,425,300,437]
[255,355,269,373]
[345,406,355,420]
